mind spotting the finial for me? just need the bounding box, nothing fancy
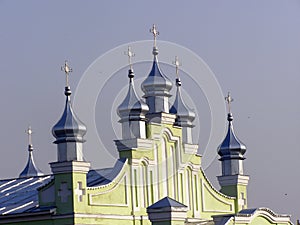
[173,56,182,87]
[124,46,135,71]
[225,92,234,114]
[25,126,33,149]
[150,24,159,47]
[61,60,72,87]
[124,46,135,80]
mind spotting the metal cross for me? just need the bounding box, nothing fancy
[61,60,72,87]
[74,181,86,202]
[25,126,33,146]
[58,182,71,203]
[150,24,159,47]
[172,56,182,78]
[225,92,234,113]
[124,46,135,70]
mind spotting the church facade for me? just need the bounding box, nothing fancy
[0,26,292,225]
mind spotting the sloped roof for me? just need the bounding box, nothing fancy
[87,158,126,186]
[0,175,52,215]
[147,196,187,209]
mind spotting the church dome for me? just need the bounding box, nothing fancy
[19,144,44,178]
[52,86,87,144]
[19,127,43,178]
[170,78,195,124]
[141,56,173,96]
[218,112,246,158]
[118,69,149,119]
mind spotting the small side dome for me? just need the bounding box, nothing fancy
[170,78,195,124]
[52,86,87,144]
[19,127,43,178]
[118,69,149,119]
[218,113,246,158]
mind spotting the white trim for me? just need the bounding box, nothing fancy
[115,138,153,151]
[74,213,149,220]
[89,174,129,207]
[217,175,249,187]
[50,161,90,174]
[183,143,198,154]
[201,179,234,213]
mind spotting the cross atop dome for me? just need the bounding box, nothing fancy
[25,126,33,147]
[225,92,234,113]
[61,60,72,87]
[150,24,159,47]
[173,56,181,78]
[173,56,182,87]
[124,46,135,72]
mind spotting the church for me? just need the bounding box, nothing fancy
[0,25,293,225]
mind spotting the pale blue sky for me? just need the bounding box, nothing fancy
[0,0,299,222]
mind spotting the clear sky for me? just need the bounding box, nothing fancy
[0,0,299,222]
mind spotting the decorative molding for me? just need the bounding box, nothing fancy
[201,179,234,213]
[146,112,176,125]
[183,143,198,154]
[73,213,149,220]
[115,138,153,151]
[200,169,235,200]
[89,174,129,207]
[50,161,90,174]
[213,208,291,224]
[217,175,249,187]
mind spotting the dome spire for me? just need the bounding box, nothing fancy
[52,61,87,162]
[61,60,72,87]
[150,24,159,56]
[170,56,195,143]
[141,25,173,115]
[218,92,246,175]
[118,47,149,139]
[225,91,234,114]
[217,93,249,208]
[19,126,43,178]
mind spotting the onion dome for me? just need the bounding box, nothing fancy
[19,127,43,178]
[141,24,172,113]
[170,77,195,126]
[52,86,87,144]
[52,61,87,144]
[118,69,149,120]
[218,112,246,159]
[141,55,173,96]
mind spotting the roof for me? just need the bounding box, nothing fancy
[87,158,127,186]
[0,175,52,215]
[147,196,187,209]
[0,158,127,216]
